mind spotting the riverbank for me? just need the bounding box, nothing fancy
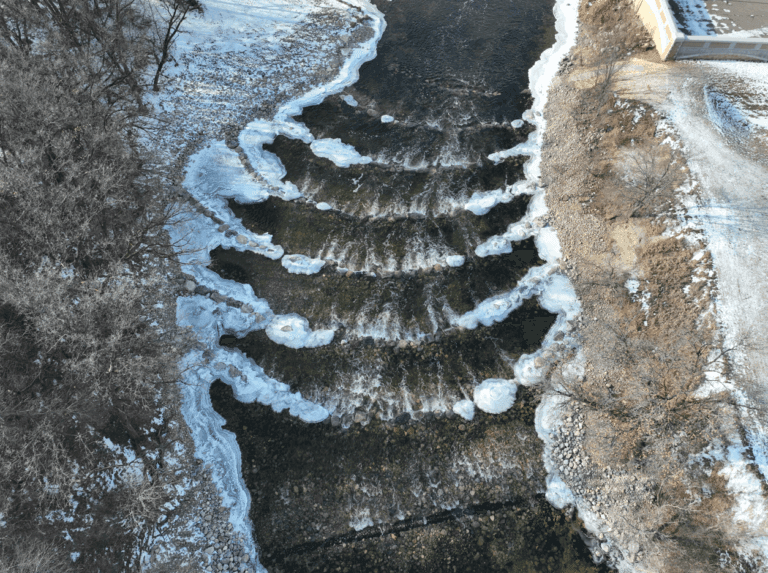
[537,0,768,570]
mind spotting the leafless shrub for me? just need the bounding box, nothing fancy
[616,142,683,218]
[0,0,199,564]
[0,540,73,573]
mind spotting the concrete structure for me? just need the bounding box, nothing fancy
[634,0,768,61]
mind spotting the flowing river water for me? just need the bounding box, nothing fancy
[176,0,608,570]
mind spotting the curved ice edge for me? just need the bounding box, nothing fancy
[238,1,386,180]
[474,191,555,259]
[170,2,386,568]
[176,297,330,566]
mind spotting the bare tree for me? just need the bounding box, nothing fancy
[147,0,203,91]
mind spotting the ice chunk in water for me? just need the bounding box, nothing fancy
[342,94,358,107]
[473,379,517,414]
[465,189,505,216]
[452,399,476,420]
[475,236,513,258]
[281,254,325,275]
[380,115,394,123]
[446,255,466,268]
[316,202,332,211]
[310,138,372,167]
[265,314,334,349]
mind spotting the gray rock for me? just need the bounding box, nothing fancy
[194,285,212,296]
[205,546,214,554]
[184,280,197,292]
[236,235,248,244]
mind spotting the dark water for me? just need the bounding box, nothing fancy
[212,0,561,412]
[210,0,607,570]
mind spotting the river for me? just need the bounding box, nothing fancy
[173,0,603,570]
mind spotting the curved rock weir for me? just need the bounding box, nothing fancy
[172,0,602,571]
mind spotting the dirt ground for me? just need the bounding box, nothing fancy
[537,0,768,570]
